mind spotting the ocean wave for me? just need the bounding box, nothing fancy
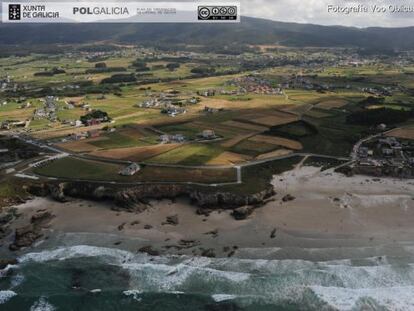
[19,245,136,265]
[14,245,414,309]
[123,290,143,302]
[212,294,238,302]
[310,285,414,311]
[123,261,251,292]
[30,297,56,311]
[10,273,25,288]
[0,290,17,304]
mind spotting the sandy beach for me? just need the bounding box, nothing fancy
[4,166,414,260]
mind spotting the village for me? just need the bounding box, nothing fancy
[352,134,414,178]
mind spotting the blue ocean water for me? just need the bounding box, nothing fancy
[1,245,414,310]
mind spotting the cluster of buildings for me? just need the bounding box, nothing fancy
[159,134,186,143]
[203,106,225,114]
[158,129,217,144]
[0,75,11,92]
[161,105,187,117]
[282,75,331,91]
[63,127,114,143]
[197,89,216,97]
[353,136,414,178]
[136,90,198,117]
[33,96,58,122]
[227,76,283,95]
[0,75,20,93]
[360,87,393,97]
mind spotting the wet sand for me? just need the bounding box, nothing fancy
[4,166,414,260]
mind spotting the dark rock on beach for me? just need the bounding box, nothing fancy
[9,210,55,251]
[138,245,160,256]
[163,215,179,226]
[201,248,216,258]
[231,206,254,220]
[31,211,54,226]
[282,194,295,202]
[0,258,18,269]
[9,224,43,251]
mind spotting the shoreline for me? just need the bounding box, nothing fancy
[2,166,414,261]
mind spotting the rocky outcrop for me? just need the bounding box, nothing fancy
[231,206,254,220]
[9,210,55,251]
[9,225,43,251]
[282,194,295,202]
[114,184,188,208]
[31,211,54,226]
[26,181,276,211]
[0,258,18,269]
[190,187,275,208]
[162,215,179,226]
[138,245,160,256]
[48,183,68,202]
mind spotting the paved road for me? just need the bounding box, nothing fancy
[350,128,399,160]
[7,132,352,186]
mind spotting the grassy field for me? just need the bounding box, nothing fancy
[88,132,149,149]
[147,143,224,165]
[2,48,414,187]
[33,156,237,183]
[231,139,279,157]
[223,156,304,194]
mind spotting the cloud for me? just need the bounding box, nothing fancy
[239,0,414,27]
[1,0,414,27]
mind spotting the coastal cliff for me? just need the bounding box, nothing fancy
[26,181,276,210]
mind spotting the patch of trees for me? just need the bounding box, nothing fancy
[80,110,109,124]
[166,63,180,71]
[34,71,54,77]
[0,44,66,57]
[85,67,126,74]
[34,67,66,76]
[346,108,413,126]
[191,66,216,75]
[100,73,136,84]
[95,62,107,68]
[151,64,164,70]
[132,60,150,72]
[358,96,385,107]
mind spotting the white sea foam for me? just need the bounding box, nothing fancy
[0,264,18,277]
[123,261,251,292]
[30,297,56,311]
[16,245,414,308]
[10,273,25,288]
[310,285,414,311]
[19,245,135,264]
[212,294,238,302]
[90,289,101,293]
[0,290,17,304]
[123,290,143,301]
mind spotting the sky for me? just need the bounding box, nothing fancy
[239,0,414,27]
[1,0,414,27]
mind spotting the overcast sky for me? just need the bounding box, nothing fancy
[1,0,414,27]
[238,0,414,27]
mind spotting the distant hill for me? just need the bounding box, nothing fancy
[1,17,414,50]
